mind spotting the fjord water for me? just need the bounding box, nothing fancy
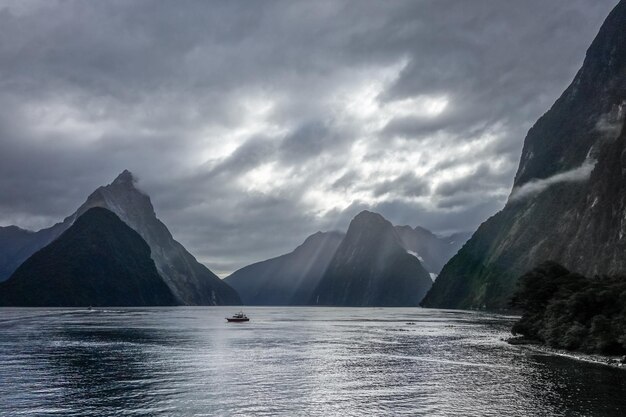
[1,308,624,416]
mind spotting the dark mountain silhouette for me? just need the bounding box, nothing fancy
[0,208,177,307]
[0,170,241,305]
[0,222,70,282]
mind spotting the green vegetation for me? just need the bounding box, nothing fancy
[511,261,626,355]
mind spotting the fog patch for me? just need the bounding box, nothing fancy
[510,159,596,201]
[596,102,625,139]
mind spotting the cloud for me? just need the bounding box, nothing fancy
[204,137,278,180]
[279,121,332,162]
[509,159,597,201]
[595,102,625,139]
[0,0,619,274]
[373,173,430,198]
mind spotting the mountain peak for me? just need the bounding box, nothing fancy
[111,169,136,187]
[414,225,436,236]
[311,210,432,306]
[352,210,387,225]
[579,0,626,83]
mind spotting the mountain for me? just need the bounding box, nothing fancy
[422,1,626,310]
[394,225,471,277]
[310,211,433,306]
[0,226,36,280]
[0,170,241,305]
[0,221,70,282]
[224,231,344,305]
[71,170,240,305]
[0,208,177,307]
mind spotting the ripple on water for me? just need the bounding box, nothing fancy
[1,307,625,416]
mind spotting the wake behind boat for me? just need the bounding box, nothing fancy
[226,311,249,322]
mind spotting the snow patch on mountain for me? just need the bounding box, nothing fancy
[407,250,424,262]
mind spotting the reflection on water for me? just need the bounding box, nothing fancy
[0,307,625,416]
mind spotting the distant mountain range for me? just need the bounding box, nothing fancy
[395,226,471,280]
[226,210,469,306]
[1,169,468,308]
[0,208,177,307]
[0,170,241,306]
[0,220,69,282]
[422,0,626,310]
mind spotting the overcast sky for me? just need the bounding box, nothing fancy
[0,0,619,275]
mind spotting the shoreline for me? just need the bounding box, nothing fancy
[505,336,626,371]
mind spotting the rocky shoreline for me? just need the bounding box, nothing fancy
[505,336,626,370]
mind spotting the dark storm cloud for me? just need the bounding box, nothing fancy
[278,120,354,163]
[0,0,619,274]
[373,173,430,198]
[331,171,360,191]
[204,137,278,180]
[381,108,494,141]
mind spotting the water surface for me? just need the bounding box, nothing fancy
[1,307,625,416]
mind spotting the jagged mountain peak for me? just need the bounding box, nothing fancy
[112,169,136,186]
[93,170,148,203]
[104,169,148,200]
[78,170,155,224]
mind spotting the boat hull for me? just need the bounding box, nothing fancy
[226,318,249,322]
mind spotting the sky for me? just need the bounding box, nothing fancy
[0,0,620,276]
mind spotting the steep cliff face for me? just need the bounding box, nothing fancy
[311,211,432,307]
[0,171,241,305]
[0,208,177,307]
[224,231,344,305]
[422,1,626,310]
